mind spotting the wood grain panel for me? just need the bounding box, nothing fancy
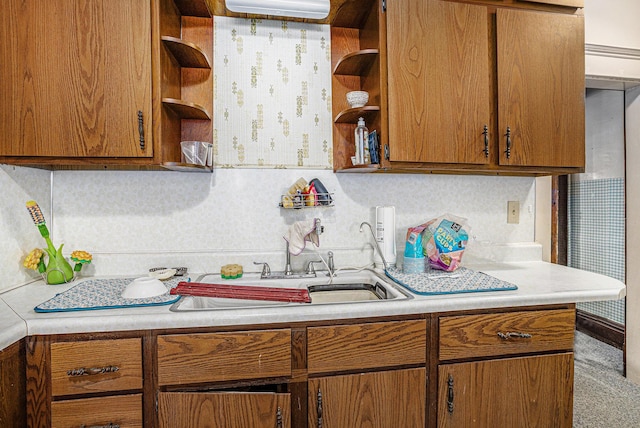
[0,0,152,158]
[157,329,292,386]
[158,391,290,428]
[438,353,573,428]
[307,320,426,374]
[0,340,26,428]
[439,309,575,361]
[308,368,426,427]
[386,0,491,165]
[26,336,50,428]
[50,338,142,397]
[51,394,142,428]
[497,8,585,168]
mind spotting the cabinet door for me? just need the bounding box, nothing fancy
[0,0,152,158]
[158,391,290,428]
[308,368,426,428]
[497,9,584,168]
[438,353,573,428]
[386,0,490,165]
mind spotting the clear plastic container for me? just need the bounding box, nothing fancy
[181,141,213,166]
[354,117,369,165]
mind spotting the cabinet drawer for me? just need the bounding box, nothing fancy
[50,338,142,397]
[439,309,575,361]
[157,329,292,386]
[51,393,142,427]
[307,320,427,374]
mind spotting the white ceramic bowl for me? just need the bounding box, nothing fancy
[121,277,168,299]
[346,91,369,108]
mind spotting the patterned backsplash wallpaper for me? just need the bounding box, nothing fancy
[214,17,333,168]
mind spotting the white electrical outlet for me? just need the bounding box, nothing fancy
[507,201,520,224]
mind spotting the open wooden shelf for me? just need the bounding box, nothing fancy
[333,49,379,75]
[173,0,212,17]
[334,106,380,124]
[162,98,211,120]
[162,36,211,69]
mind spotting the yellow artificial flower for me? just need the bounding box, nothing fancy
[23,248,44,271]
[70,250,92,263]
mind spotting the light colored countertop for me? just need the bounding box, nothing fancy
[0,261,626,350]
[0,299,26,350]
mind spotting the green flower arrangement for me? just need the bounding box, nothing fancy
[24,201,92,284]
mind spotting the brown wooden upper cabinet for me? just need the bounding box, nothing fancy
[331,0,585,174]
[497,8,585,169]
[0,0,214,170]
[0,0,153,159]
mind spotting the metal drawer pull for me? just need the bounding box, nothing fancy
[447,374,454,413]
[497,332,532,340]
[317,388,323,428]
[482,125,489,158]
[80,424,119,428]
[67,365,119,377]
[276,406,283,428]
[138,110,145,150]
[504,126,512,159]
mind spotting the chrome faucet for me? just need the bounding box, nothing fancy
[285,241,293,276]
[360,221,388,269]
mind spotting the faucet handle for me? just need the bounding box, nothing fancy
[305,260,323,275]
[253,261,271,278]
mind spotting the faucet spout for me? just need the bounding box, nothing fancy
[285,242,293,276]
[360,221,388,270]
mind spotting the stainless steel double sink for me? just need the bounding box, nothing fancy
[170,269,411,311]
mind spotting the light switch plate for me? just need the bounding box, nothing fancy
[507,201,520,224]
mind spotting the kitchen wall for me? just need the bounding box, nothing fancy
[0,17,539,294]
[584,0,640,82]
[0,165,51,290]
[0,167,537,293]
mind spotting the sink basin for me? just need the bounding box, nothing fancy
[169,270,410,311]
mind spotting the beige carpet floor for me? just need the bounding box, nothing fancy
[573,331,640,427]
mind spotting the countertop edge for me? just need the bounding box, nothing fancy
[0,261,627,344]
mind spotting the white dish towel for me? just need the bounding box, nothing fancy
[284,218,320,255]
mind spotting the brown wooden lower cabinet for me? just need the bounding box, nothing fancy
[157,391,291,428]
[22,306,575,427]
[437,353,574,428]
[308,368,427,428]
[0,340,26,428]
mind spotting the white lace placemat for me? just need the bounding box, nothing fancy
[34,277,184,313]
[385,267,517,295]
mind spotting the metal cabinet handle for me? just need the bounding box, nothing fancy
[67,366,119,377]
[276,406,283,428]
[504,126,511,159]
[447,374,454,413]
[497,331,532,340]
[317,388,323,428]
[482,125,489,158]
[138,110,145,150]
